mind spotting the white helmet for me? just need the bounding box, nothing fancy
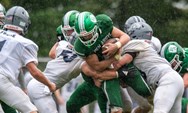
[4,6,31,35]
[124,16,146,33]
[127,22,153,40]
[151,36,162,53]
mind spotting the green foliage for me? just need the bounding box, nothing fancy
[2,0,188,56]
[27,7,64,56]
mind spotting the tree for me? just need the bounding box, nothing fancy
[2,0,188,56]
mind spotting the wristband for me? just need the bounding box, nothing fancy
[116,71,119,78]
[115,41,122,49]
[114,54,121,60]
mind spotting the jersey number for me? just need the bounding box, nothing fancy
[0,40,6,51]
[58,50,77,62]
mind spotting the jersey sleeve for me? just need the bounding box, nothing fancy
[21,43,39,66]
[121,40,150,56]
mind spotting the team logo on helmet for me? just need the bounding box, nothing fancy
[168,45,177,53]
[90,15,97,23]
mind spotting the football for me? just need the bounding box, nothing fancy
[102,38,119,51]
[102,38,119,59]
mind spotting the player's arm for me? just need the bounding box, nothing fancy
[49,42,59,59]
[81,62,117,80]
[183,72,188,88]
[85,53,116,72]
[26,62,56,92]
[92,53,134,80]
[54,89,64,105]
[113,52,135,70]
[102,27,130,57]
[94,52,137,80]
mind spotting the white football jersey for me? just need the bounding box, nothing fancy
[43,40,84,89]
[121,40,173,86]
[0,30,38,85]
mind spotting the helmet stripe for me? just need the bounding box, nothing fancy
[78,12,85,32]
[64,11,72,26]
[133,16,139,22]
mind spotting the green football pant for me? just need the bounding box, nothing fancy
[82,73,123,109]
[118,63,152,97]
[1,101,17,113]
[66,81,108,113]
[182,97,188,113]
[102,78,123,108]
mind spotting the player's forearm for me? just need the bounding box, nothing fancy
[31,68,52,87]
[112,27,130,46]
[118,34,130,47]
[81,62,97,77]
[26,62,56,91]
[92,58,115,71]
[183,73,188,88]
[113,54,133,70]
[96,69,117,80]
[86,54,115,72]
[49,42,58,59]
[81,62,116,80]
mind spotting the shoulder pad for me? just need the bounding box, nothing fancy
[121,40,150,55]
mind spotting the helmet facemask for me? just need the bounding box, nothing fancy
[161,42,185,73]
[62,25,75,40]
[78,25,98,47]
[61,25,77,45]
[170,54,182,73]
[61,10,80,45]
[0,18,5,29]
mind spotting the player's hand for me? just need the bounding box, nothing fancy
[112,61,122,70]
[48,82,57,92]
[93,78,102,88]
[102,43,118,58]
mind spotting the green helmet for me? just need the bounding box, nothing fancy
[160,41,185,72]
[62,10,79,42]
[75,11,98,47]
[56,25,64,41]
[0,3,6,28]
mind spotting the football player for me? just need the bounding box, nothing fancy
[0,3,18,113]
[27,10,86,113]
[160,41,188,113]
[124,15,161,54]
[72,11,132,113]
[114,22,184,113]
[0,6,56,113]
[67,13,153,113]
[88,21,184,113]
[124,16,161,113]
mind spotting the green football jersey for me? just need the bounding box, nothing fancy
[181,48,188,74]
[74,14,113,60]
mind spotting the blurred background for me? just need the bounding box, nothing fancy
[1,1,188,113]
[1,0,188,57]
